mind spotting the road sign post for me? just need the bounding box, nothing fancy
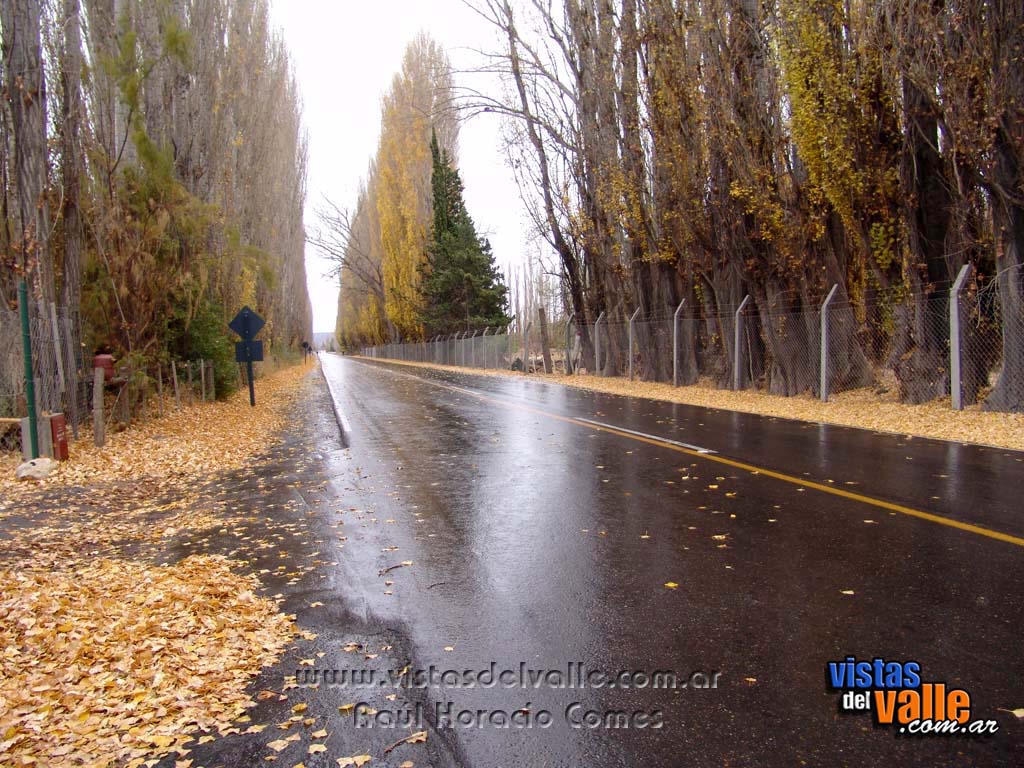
[229,306,265,407]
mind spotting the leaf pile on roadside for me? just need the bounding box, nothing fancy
[0,554,296,766]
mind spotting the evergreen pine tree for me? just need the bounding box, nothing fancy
[419,129,511,335]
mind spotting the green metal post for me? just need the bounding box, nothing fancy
[18,279,39,458]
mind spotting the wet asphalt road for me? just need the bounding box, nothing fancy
[164,355,1022,768]
[314,355,1023,767]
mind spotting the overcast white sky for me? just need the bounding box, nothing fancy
[268,0,529,334]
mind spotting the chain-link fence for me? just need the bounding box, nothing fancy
[1,297,90,453]
[359,266,1023,413]
[1,292,252,457]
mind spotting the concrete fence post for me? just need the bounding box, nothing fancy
[950,264,973,411]
[628,307,641,382]
[673,299,686,387]
[156,363,164,417]
[523,321,533,372]
[471,330,480,367]
[733,295,751,391]
[819,284,839,402]
[171,360,180,410]
[93,367,105,447]
[594,311,606,376]
[50,301,66,395]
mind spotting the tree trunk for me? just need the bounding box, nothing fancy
[538,306,553,373]
[984,137,1024,412]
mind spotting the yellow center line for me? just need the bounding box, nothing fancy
[364,360,1024,548]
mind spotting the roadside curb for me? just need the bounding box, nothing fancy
[318,354,351,441]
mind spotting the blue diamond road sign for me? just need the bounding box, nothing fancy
[229,306,265,407]
[229,306,265,340]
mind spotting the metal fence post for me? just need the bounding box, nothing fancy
[673,299,686,387]
[819,284,839,402]
[628,307,641,382]
[950,264,973,411]
[471,330,480,367]
[733,295,751,391]
[17,280,39,458]
[481,328,490,369]
[594,311,606,376]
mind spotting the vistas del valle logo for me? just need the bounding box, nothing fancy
[826,657,999,736]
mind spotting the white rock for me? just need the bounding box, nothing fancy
[15,457,59,481]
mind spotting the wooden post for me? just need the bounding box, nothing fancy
[187,362,194,406]
[538,307,553,374]
[171,361,180,410]
[121,368,131,424]
[141,372,149,422]
[92,368,105,447]
[207,360,215,400]
[156,363,164,417]
[199,359,207,402]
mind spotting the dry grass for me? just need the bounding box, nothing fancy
[359,358,1024,451]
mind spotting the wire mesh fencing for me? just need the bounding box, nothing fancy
[358,267,1023,413]
[0,295,236,458]
[1,298,91,453]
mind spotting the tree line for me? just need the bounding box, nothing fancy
[317,34,509,350]
[467,0,1022,411]
[1,0,312,400]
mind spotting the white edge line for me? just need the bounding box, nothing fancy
[319,356,353,434]
[358,358,715,455]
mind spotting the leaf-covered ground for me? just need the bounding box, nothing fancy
[0,361,448,768]
[359,359,1024,451]
[0,555,293,766]
[0,364,313,767]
